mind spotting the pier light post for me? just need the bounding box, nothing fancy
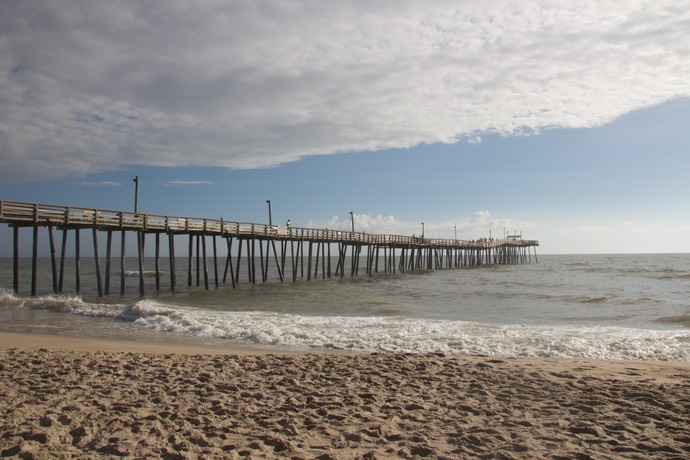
[454,223,457,240]
[503,227,506,239]
[266,200,272,226]
[421,222,424,238]
[133,176,139,213]
[349,211,355,233]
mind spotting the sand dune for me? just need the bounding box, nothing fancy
[1,333,689,459]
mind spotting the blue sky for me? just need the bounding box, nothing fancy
[2,1,690,254]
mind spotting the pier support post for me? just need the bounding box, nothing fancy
[213,236,219,288]
[169,233,176,292]
[196,235,201,287]
[93,225,103,297]
[223,237,236,288]
[13,226,19,294]
[272,240,284,282]
[31,224,38,296]
[307,241,313,281]
[59,229,67,293]
[75,229,81,295]
[224,237,236,288]
[120,230,126,296]
[155,233,161,291]
[234,239,243,285]
[259,238,266,282]
[105,230,112,295]
[249,238,256,284]
[202,235,209,290]
[187,235,193,287]
[49,225,58,294]
[137,231,145,296]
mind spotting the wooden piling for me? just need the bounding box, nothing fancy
[224,237,236,288]
[155,232,161,291]
[169,233,176,292]
[202,235,209,290]
[213,235,219,288]
[105,230,112,295]
[13,226,19,294]
[49,225,58,294]
[31,224,38,296]
[59,228,67,294]
[120,230,126,296]
[92,225,103,297]
[75,229,81,295]
[187,234,193,287]
[196,235,201,287]
[137,231,145,296]
[234,238,243,286]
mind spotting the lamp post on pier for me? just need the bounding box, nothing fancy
[454,223,457,240]
[349,211,355,233]
[421,222,425,238]
[133,176,139,213]
[266,200,272,226]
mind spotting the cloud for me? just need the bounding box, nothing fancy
[310,214,403,234]
[1,0,689,182]
[467,136,482,144]
[308,211,532,240]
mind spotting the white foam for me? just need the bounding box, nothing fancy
[131,308,690,361]
[6,294,690,361]
[0,288,21,306]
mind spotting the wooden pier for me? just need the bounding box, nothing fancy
[0,200,539,297]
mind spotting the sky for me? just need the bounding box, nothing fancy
[1,0,690,254]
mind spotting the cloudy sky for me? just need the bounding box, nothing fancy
[1,0,690,254]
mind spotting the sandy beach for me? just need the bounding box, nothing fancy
[1,332,689,459]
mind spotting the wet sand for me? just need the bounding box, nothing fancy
[1,331,689,459]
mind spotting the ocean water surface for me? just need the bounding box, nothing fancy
[1,253,689,361]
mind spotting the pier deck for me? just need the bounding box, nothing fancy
[1,200,539,296]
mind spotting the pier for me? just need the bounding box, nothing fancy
[1,200,538,297]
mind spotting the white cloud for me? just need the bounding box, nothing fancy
[308,211,533,241]
[467,136,482,144]
[1,0,689,182]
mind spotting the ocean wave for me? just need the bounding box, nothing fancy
[137,313,690,361]
[655,273,690,280]
[654,315,690,328]
[0,288,20,304]
[124,270,163,277]
[5,295,689,361]
[126,308,690,361]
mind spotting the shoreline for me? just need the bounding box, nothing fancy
[2,331,690,458]
[2,329,689,368]
[0,330,305,356]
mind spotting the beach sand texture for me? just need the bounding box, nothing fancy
[1,336,689,459]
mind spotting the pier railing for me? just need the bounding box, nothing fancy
[0,200,537,250]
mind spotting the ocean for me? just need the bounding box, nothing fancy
[1,253,689,361]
